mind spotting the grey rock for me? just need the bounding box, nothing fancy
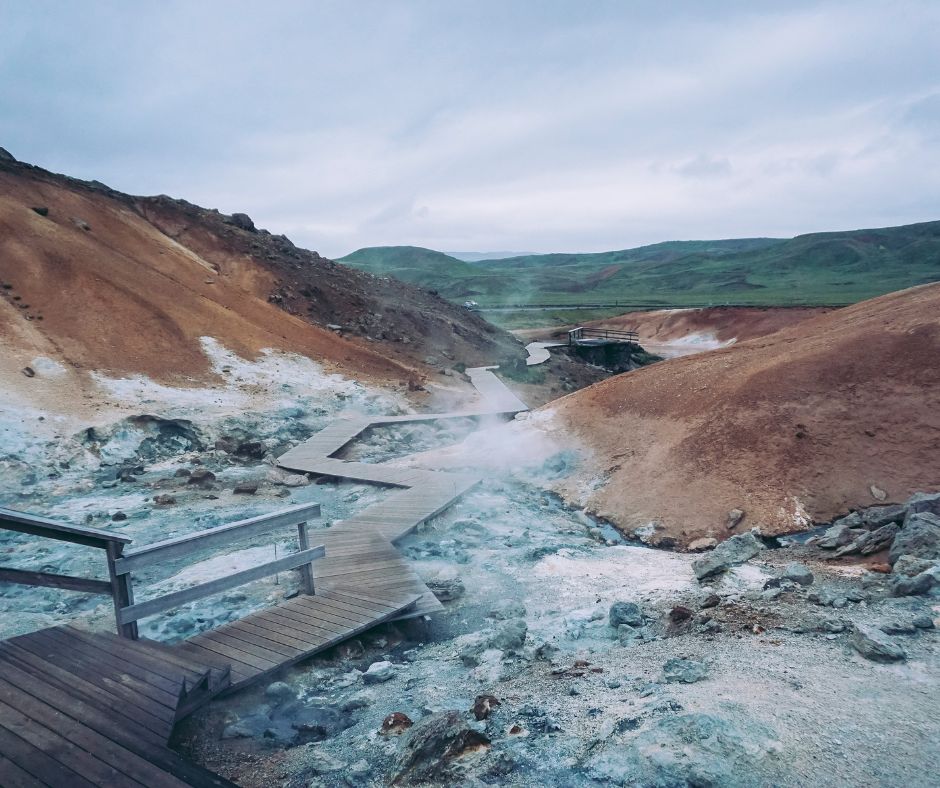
[228,212,257,231]
[890,512,940,565]
[692,532,764,579]
[860,522,900,554]
[0,146,15,161]
[891,566,939,597]
[609,601,644,628]
[588,713,780,787]
[881,620,916,635]
[662,657,708,683]
[427,576,465,602]
[363,660,395,684]
[264,681,295,706]
[861,504,906,529]
[490,618,527,652]
[387,710,490,786]
[617,624,641,646]
[869,484,888,501]
[782,562,814,586]
[905,491,940,518]
[893,554,935,577]
[912,613,935,629]
[818,524,866,550]
[726,508,746,530]
[835,523,899,557]
[850,624,906,662]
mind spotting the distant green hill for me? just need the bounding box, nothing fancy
[337,221,940,308]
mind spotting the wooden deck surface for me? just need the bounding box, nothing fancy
[0,626,235,787]
[0,364,527,786]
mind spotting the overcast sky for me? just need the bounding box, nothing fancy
[2,1,939,258]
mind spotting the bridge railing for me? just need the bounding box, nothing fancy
[568,326,639,344]
[0,502,322,640]
[110,502,322,639]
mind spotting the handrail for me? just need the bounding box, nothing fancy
[0,502,323,640]
[112,502,322,639]
[0,506,131,549]
[568,326,639,344]
[113,502,322,575]
[0,507,131,608]
[116,545,325,626]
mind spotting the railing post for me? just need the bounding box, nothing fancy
[106,542,138,639]
[296,522,316,595]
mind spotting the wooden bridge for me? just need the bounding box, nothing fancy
[0,366,527,786]
[567,326,639,345]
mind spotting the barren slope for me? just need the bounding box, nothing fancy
[548,284,940,547]
[0,156,520,390]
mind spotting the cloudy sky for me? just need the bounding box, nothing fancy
[2,1,938,258]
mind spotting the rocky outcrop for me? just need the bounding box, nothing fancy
[692,531,764,579]
[388,711,490,785]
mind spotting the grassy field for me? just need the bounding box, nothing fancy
[338,220,940,312]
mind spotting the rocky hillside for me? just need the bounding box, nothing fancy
[545,283,940,547]
[0,150,521,389]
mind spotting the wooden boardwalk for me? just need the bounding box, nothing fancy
[0,364,527,786]
[0,626,234,787]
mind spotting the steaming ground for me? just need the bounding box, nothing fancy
[1,352,938,786]
[173,420,938,787]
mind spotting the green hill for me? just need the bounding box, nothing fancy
[337,221,940,309]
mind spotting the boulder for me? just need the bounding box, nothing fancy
[726,509,746,530]
[869,485,888,501]
[692,532,764,580]
[427,576,465,602]
[892,554,934,577]
[363,661,396,684]
[859,523,900,555]
[490,618,527,652]
[891,566,939,597]
[889,512,940,565]
[228,212,257,231]
[850,624,906,662]
[782,562,814,586]
[233,481,259,495]
[588,713,781,787]
[860,504,905,529]
[662,657,708,683]
[264,681,296,706]
[912,613,935,629]
[905,491,940,518]
[609,601,644,628]
[818,523,863,550]
[388,711,490,785]
[187,469,216,487]
[688,537,718,552]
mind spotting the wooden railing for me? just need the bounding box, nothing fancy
[0,502,322,640]
[567,326,639,344]
[0,507,131,606]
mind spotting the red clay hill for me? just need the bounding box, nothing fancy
[548,283,940,548]
[0,150,520,388]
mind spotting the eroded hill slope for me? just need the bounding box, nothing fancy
[546,283,940,546]
[0,154,519,389]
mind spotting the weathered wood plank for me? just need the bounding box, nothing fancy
[0,568,112,595]
[0,506,132,548]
